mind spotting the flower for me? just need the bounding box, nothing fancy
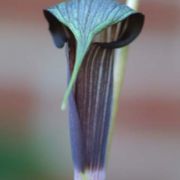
[44,0,144,179]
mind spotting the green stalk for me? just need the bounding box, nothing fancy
[126,0,140,10]
[107,0,140,167]
[74,170,105,180]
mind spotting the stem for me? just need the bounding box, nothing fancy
[126,0,140,10]
[107,0,140,171]
[74,170,106,180]
[110,0,140,139]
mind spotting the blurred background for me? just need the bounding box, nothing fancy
[0,0,180,179]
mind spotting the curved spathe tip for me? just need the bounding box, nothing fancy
[96,12,145,48]
[43,9,68,48]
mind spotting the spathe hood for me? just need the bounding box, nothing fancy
[43,0,144,109]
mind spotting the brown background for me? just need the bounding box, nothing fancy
[0,0,180,179]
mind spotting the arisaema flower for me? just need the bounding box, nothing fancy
[43,0,144,179]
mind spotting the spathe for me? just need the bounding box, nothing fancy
[44,0,144,178]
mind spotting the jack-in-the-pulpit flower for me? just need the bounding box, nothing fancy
[43,0,144,179]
